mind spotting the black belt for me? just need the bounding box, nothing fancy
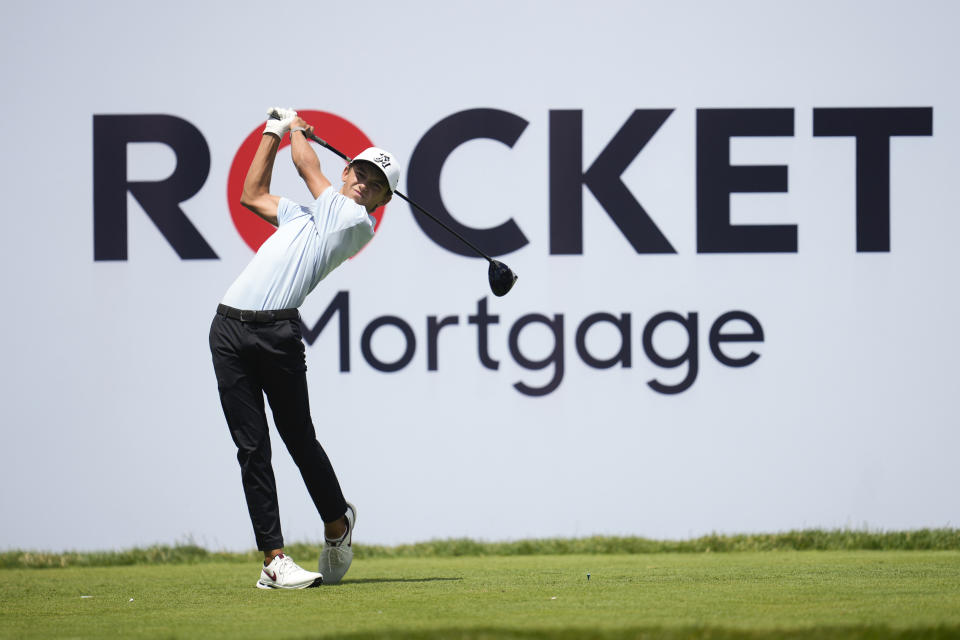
[217,304,300,323]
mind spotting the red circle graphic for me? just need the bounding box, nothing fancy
[227,110,386,252]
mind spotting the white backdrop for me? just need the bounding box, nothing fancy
[1,0,957,552]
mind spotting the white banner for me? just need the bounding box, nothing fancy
[1,0,957,551]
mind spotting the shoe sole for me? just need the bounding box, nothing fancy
[255,576,323,590]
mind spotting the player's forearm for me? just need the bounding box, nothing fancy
[290,125,332,198]
[291,130,322,179]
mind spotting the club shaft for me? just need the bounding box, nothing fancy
[299,131,493,263]
[390,191,493,263]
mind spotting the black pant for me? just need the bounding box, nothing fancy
[209,308,347,551]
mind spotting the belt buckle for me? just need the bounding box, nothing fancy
[239,309,256,322]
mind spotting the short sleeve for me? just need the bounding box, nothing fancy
[276,197,302,226]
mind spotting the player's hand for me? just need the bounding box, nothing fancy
[290,116,314,139]
[264,107,297,139]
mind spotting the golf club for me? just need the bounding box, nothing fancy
[267,109,518,296]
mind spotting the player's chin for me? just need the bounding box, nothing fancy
[355,196,380,210]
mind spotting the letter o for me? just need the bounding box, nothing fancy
[361,316,416,372]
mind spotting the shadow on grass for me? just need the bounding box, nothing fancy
[342,577,463,585]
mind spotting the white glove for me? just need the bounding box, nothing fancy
[264,107,297,139]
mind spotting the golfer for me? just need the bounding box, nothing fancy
[209,108,399,589]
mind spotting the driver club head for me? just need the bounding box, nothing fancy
[488,259,518,297]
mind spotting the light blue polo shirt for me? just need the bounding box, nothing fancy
[221,187,376,311]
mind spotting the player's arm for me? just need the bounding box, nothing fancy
[240,108,298,226]
[240,134,282,226]
[290,117,332,199]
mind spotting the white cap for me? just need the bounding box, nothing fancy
[351,147,401,192]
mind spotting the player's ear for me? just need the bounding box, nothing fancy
[341,165,351,181]
[380,192,393,207]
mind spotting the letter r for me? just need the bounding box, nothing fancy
[93,114,216,260]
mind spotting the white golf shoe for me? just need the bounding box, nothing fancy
[318,502,356,584]
[256,553,323,589]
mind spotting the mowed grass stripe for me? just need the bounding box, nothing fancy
[0,552,958,639]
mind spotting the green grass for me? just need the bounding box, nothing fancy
[1,551,959,639]
[4,529,959,569]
